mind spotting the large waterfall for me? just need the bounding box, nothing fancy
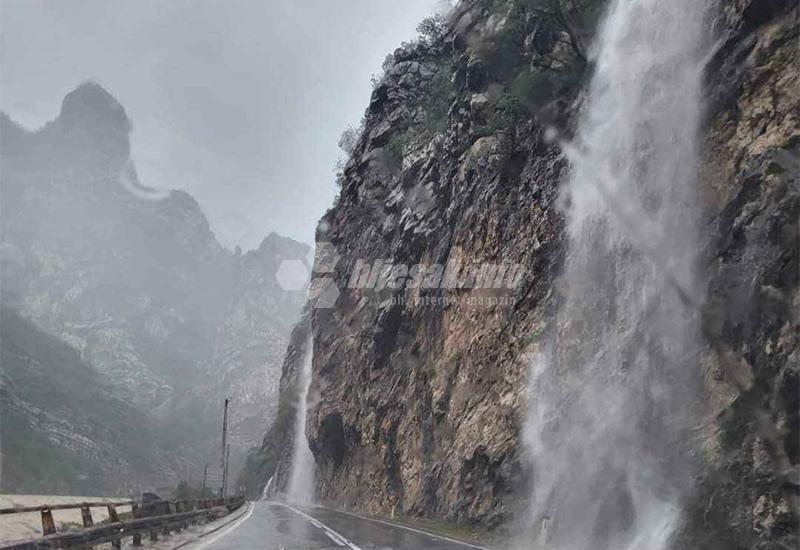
[523,0,713,548]
[286,335,316,505]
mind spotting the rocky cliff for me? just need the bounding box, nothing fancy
[305,0,581,528]
[0,83,306,491]
[246,0,797,547]
[682,2,799,546]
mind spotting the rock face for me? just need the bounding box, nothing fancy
[0,83,306,491]
[680,3,799,546]
[246,0,797,546]
[305,3,571,528]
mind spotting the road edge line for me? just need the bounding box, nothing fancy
[172,501,254,549]
[318,507,493,550]
[270,501,363,550]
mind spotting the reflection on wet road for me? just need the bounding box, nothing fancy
[194,501,489,550]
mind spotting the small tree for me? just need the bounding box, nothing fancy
[337,118,365,156]
[334,118,366,188]
[337,127,359,156]
[417,13,447,45]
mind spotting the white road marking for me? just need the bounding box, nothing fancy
[270,501,363,550]
[317,507,492,550]
[175,501,254,550]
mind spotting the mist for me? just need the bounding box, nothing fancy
[0,0,443,249]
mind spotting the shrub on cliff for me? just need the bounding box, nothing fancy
[417,13,448,45]
[423,62,456,132]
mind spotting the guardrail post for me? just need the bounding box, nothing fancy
[174,501,183,532]
[106,504,120,523]
[181,500,190,530]
[131,503,142,546]
[40,507,56,536]
[149,503,160,543]
[161,502,173,536]
[106,504,121,549]
[81,506,95,550]
[80,505,94,527]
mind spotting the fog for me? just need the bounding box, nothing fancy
[0,0,443,248]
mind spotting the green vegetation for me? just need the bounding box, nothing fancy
[416,13,447,46]
[386,127,419,167]
[368,12,446,90]
[475,65,584,136]
[477,0,607,63]
[350,0,607,171]
[386,60,457,166]
[466,0,605,137]
[475,92,526,137]
[423,63,455,132]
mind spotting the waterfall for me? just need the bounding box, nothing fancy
[522,0,713,548]
[286,334,316,505]
[261,475,274,501]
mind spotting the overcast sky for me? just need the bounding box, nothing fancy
[0,0,443,249]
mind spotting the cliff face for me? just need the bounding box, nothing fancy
[306,1,574,528]
[0,83,306,490]
[683,3,799,546]
[248,0,797,546]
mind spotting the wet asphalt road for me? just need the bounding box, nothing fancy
[194,501,488,550]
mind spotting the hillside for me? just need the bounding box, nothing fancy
[0,306,174,494]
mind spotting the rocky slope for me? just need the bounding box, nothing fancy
[307,0,578,529]
[0,83,306,491]
[245,0,797,547]
[0,306,176,494]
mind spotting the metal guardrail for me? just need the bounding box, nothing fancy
[0,502,135,516]
[0,496,246,549]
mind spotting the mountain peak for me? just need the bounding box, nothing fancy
[59,81,130,134]
[256,232,310,259]
[48,82,132,165]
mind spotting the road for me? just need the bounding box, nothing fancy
[188,501,489,550]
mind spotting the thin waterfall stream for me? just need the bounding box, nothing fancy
[261,475,274,501]
[286,334,316,505]
[522,0,714,548]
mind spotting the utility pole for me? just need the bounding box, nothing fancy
[224,446,231,498]
[220,397,230,498]
[201,463,208,496]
